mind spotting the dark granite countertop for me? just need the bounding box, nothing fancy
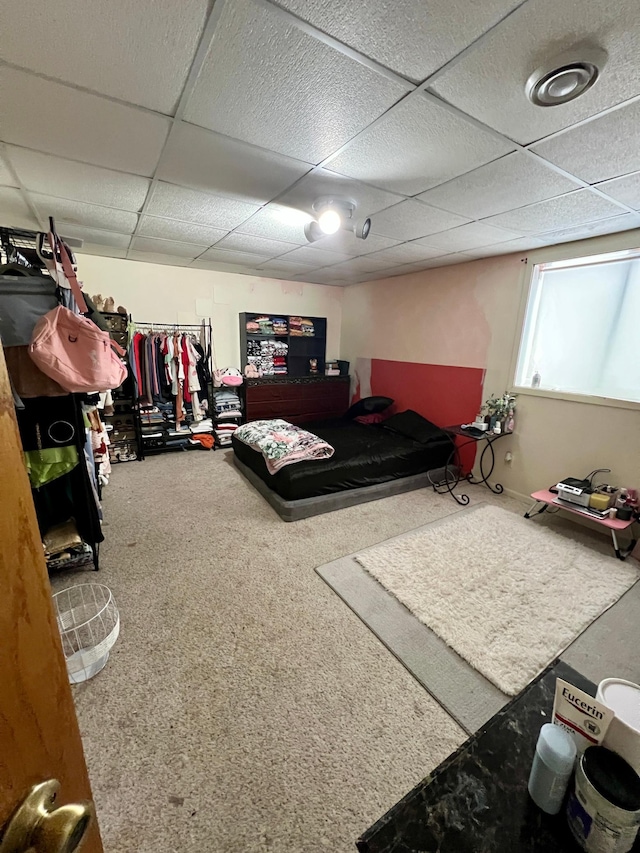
[357,660,640,853]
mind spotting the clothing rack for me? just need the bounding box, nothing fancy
[131,319,215,456]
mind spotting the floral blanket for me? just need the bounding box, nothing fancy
[234,419,335,475]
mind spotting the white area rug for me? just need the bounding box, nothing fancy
[355,505,639,696]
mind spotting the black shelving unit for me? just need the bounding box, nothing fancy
[239,313,328,377]
[100,312,143,463]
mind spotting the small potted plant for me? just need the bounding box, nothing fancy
[483,392,517,433]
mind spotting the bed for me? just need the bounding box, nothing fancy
[232,415,454,521]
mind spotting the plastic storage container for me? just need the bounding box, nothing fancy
[528,723,577,814]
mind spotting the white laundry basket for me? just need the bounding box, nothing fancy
[53,584,120,684]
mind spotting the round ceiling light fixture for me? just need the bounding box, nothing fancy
[525,46,608,107]
[304,197,371,243]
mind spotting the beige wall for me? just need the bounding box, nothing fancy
[76,254,344,369]
[341,229,640,500]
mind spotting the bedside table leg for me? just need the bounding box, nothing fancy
[524,500,548,519]
[611,529,637,561]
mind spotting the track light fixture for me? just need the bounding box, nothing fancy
[304,197,371,243]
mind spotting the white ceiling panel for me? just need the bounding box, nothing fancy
[184,0,410,163]
[128,251,191,267]
[371,199,469,241]
[0,152,18,187]
[6,147,150,211]
[540,215,640,246]
[78,245,128,259]
[323,255,400,275]
[197,247,273,265]
[257,260,317,276]
[146,183,260,230]
[414,221,520,253]
[325,95,514,195]
[0,67,170,177]
[430,0,640,144]
[212,233,298,257]
[189,259,262,275]
[276,0,522,83]
[277,167,404,219]
[277,245,351,267]
[595,172,640,210]
[308,231,401,256]
[482,190,625,235]
[364,243,445,265]
[157,122,310,205]
[416,153,580,220]
[138,216,227,245]
[55,225,131,248]
[131,237,207,259]
[30,194,138,233]
[421,252,481,268]
[0,186,39,229]
[479,237,547,256]
[236,205,312,244]
[0,0,209,114]
[531,101,640,184]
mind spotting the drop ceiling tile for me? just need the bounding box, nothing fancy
[55,225,131,248]
[184,0,410,163]
[0,152,18,187]
[537,214,640,245]
[259,257,316,271]
[365,242,445,264]
[197,248,273,266]
[371,199,469,241]
[30,194,137,232]
[421,253,481,268]
[414,221,520,253]
[277,246,351,267]
[138,216,227,245]
[6,147,151,211]
[212,233,298,258]
[276,0,521,83]
[0,0,209,114]
[236,205,312,244]
[158,122,311,205]
[532,101,640,184]
[309,231,401,256]
[417,153,580,220]
[323,256,398,275]
[146,183,260,230]
[78,244,128,259]
[479,237,547,256]
[128,251,191,267]
[595,172,640,210]
[0,67,170,176]
[430,0,640,144]
[482,190,624,235]
[294,269,349,285]
[0,186,39,229]
[277,167,404,219]
[325,95,514,195]
[131,237,208,259]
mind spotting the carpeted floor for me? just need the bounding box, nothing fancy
[52,450,490,853]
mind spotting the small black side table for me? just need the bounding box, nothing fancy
[431,425,509,506]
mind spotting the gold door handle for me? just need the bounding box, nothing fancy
[0,780,94,853]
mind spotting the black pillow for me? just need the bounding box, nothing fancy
[381,409,444,443]
[344,395,393,419]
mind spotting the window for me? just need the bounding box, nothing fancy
[514,249,640,404]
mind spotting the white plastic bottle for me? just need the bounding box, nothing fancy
[528,723,577,814]
[532,370,541,389]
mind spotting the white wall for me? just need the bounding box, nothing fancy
[76,255,344,369]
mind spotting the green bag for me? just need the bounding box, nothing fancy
[24,446,79,489]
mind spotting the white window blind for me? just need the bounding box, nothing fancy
[515,249,640,404]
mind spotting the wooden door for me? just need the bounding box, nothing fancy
[0,344,103,852]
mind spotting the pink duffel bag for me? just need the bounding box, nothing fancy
[29,231,127,393]
[30,306,127,393]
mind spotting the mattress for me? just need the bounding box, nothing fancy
[231,418,454,502]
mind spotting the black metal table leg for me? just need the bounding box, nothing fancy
[467,436,504,494]
[524,501,549,519]
[430,441,470,506]
[611,529,638,561]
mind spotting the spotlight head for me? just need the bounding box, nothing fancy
[304,220,324,243]
[317,208,341,235]
[354,218,371,240]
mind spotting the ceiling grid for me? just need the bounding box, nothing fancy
[0,0,639,284]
